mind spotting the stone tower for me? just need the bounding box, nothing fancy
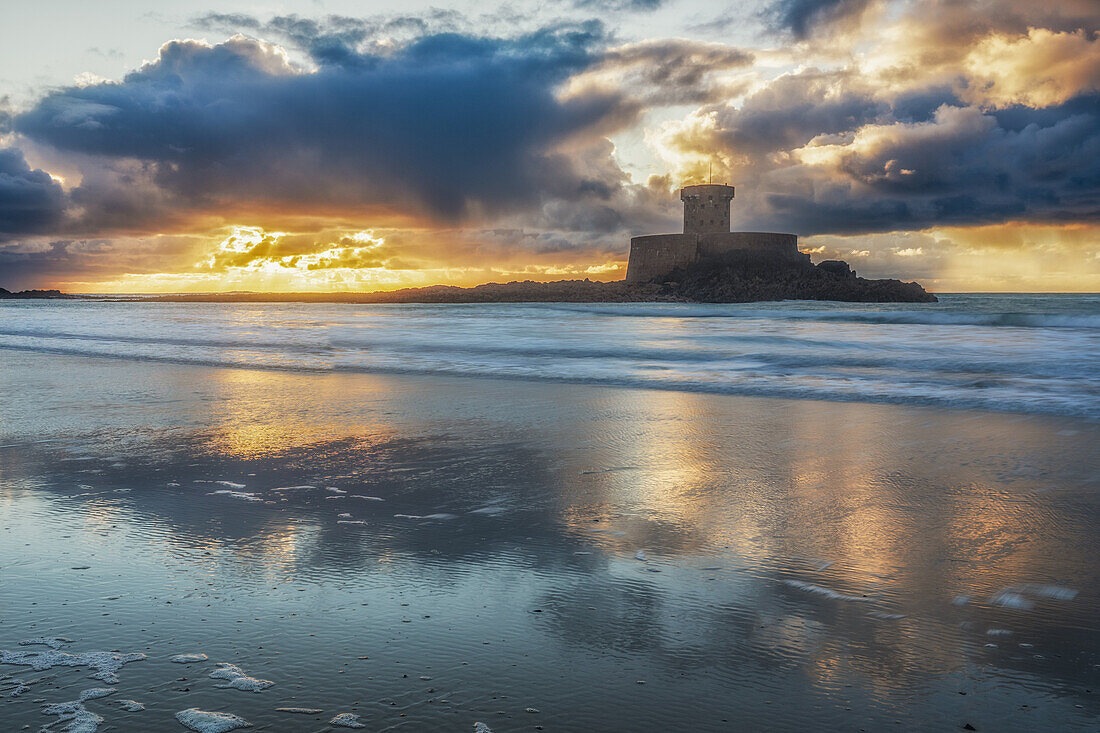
[682,184,735,234]
[625,183,804,283]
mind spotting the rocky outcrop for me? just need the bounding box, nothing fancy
[29,254,935,304]
[659,251,937,303]
[0,288,71,299]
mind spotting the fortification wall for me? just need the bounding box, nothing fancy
[626,231,806,282]
[697,232,806,263]
[625,234,697,283]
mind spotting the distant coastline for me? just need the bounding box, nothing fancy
[3,252,937,304]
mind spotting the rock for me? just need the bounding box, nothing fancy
[817,260,855,278]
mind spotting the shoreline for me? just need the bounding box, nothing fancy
[2,346,1097,733]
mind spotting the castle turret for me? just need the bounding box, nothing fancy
[681,184,735,234]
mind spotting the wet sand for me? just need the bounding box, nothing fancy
[1,349,1097,731]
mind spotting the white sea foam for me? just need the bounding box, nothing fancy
[469,505,508,515]
[337,520,367,525]
[474,723,494,733]
[1024,584,1079,600]
[330,712,367,728]
[207,490,262,502]
[338,513,352,518]
[394,513,457,520]
[276,707,323,713]
[42,696,104,733]
[118,699,145,711]
[634,550,647,561]
[79,688,115,700]
[209,663,273,692]
[991,584,1078,610]
[194,480,247,489]
[176,708,253,732]
[991,592,1033,610]
[783,580,875,603]
[0,648,146,683]
[271,485,316,492]
[19,637,73,650]
[351,495,384,501]
[325,487,348,494]
[170,653,208,663]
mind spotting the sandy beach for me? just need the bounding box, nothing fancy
[1,345,1097,731]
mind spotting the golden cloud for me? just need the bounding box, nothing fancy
[963,28,1100,108]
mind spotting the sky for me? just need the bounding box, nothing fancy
[0,0,1097,293]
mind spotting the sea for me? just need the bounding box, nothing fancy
[0,293,1097,731]
[1,293,1097,418]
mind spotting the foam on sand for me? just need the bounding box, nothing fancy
[330,712,367,728]
[176,708,253,732]
[991,584,1078,610]
[42,694,105,733]
[469,505,507,515]
[194,480,247,490]
[209,663,274,692]
[170,653,209,663]
[19,636,73,650]
[207,490,262,502]
[0,648,146,683]
[393,513,457,520]
[783,580,875,603]
[79,688,115,700]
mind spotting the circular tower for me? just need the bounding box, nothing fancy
[681,184,735,234]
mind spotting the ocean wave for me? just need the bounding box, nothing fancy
[543,304,1100,329]
[1,340,1096,418]
[3,296,1096,419]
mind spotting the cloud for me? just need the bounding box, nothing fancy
[0,147,67,238]
[763,0,877,38]
[962,28,1100,108]
[573,0,665,11]
[14,26,635,228]
[650,23,1100,237]
[568,39,755,106]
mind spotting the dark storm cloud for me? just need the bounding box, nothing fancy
[591,39,755,105]
[15,25,636,223]
[702,70,887,163]
[191,10,468,66]
[734,94,1100,235]
[763,0,875,38]
[0,148,67,238]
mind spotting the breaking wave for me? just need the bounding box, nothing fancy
[1,294,1097,418]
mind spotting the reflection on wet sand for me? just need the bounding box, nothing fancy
[1,351,1097,731]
